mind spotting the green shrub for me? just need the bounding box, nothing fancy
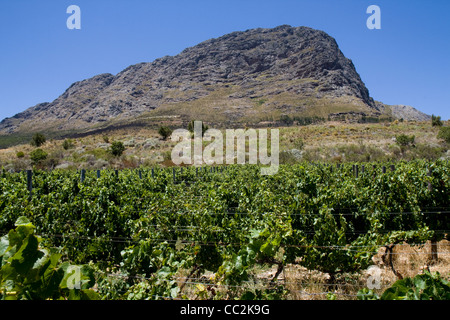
[30,148,48,164]
[431,114,443,127]
[158,126,173,140]
[413,144,446,161]
[110,141,125,157]
[30,133,46,147]
[63,139,75,150]
[294,116,325,126]
[16,151,25,158]
[437,126,450,143]
[396,134,415,147]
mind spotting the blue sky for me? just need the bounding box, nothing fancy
[0,0,449,121]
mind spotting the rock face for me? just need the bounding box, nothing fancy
[389,105,431,121]
[0,25,427,136]
[374,101,431,121]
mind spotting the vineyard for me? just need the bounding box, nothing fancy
[0,160,449,300]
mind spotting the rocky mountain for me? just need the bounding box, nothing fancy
[384,104,430,122]
[0,25,428,138]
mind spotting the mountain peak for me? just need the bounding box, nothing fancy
[0,25,423,138]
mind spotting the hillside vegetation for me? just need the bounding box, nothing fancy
[1,120,448,172]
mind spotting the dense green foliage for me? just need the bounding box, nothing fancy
[358,270,450,300]
[30,149,48,164]
[0,160,448,299]
[0,217,98,300]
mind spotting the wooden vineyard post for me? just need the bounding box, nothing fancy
[80,169,86,183]
[97,170,101,179]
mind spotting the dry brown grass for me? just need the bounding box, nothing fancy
[274,240,450,300]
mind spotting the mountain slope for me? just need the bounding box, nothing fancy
[0,25,427,138]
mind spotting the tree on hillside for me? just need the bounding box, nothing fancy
[62,139,75,150]
[187,120,208,136]
[110,141,125,157]
[395,134,415,147]
[30,133,46,147]
[158,126,173,140]
[431,114,443,127]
